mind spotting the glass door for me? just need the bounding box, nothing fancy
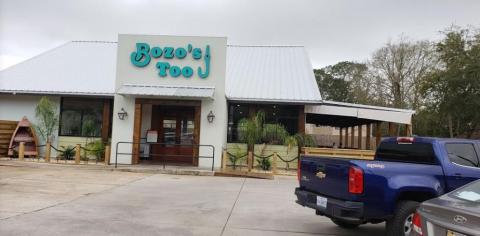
[150,106,197,165]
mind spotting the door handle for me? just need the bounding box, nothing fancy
[454,173,463,179]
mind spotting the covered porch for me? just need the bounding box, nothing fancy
[305,101,415,150]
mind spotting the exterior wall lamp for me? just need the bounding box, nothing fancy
[207,110,215,123]
[117,108,128,120]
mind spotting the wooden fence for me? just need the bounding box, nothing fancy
[0,120,18,157]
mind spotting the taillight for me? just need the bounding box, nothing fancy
[348,166,363,194]
[297,158,302,182]
[412,212,423,235]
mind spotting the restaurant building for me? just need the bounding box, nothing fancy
[0,34,414,168]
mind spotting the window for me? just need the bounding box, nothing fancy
[446,143,479,167]
[59,98,104,137]
[227,103,299,142]
[376,142,436,164]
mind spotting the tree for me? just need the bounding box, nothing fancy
[420,27,480,138]
[369,37,438,110]
[34,97,58,143]
[314,61,371,104]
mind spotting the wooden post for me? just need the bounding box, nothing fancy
[75,144,81,164]
[358,125,363,150]
[388,122,396,137]
[19,142,25,161]
[375,122,382,149]
[45,142,51,162]
[222,150,228,170]
[345,127,349,148]
[247,151,253,172]
[132,103,142,165]
[350,126,355,149]
[298,106,305,134]
[339,128,343,148]
[272,152,278,174]
[366,123,372,150]
[104,145,111,165]
[406,124,412,136]
[101,99,111,142]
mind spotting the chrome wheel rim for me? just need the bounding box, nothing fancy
[404,213,413,235]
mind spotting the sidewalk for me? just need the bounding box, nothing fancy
[0,158,214,176]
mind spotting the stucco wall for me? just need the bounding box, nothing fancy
[0,94,61,155]
[111,35,228,167]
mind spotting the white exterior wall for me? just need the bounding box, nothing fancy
[0,94,61,153]
[111,35,228,168]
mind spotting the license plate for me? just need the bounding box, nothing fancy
[316,196,327,209]
[447,230,467,236]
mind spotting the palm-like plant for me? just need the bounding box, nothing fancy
[237,111,265,150]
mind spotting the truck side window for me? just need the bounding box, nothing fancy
[446,143,479,168]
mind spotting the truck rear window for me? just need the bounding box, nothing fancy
[375,142,436,164]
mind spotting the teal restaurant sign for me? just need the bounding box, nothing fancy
[130,43,210,79]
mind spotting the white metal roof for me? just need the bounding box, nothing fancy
[306,101,415,125]
[226,45,322,103]
[0,41,117,96]
[117,84,215,99]
[0,41,322,103]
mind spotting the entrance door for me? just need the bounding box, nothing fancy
[151,105,198,165]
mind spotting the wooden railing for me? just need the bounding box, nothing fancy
[302,147,375,160]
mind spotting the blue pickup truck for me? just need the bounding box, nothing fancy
[295,137,480,236]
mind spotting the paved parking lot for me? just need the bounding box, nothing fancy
[0,165,385,236]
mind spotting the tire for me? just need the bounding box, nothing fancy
[331,218,360,229]
[386,201,420,236]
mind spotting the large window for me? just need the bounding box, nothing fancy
[227,103,299,142]
[59,98,104,137]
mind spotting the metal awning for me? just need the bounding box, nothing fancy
[305,101,415,127]
[117,84,215,99]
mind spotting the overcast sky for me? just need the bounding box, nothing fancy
[1,0,479,70]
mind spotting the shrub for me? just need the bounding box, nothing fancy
[60,146,75,160]
[256,156,271,171]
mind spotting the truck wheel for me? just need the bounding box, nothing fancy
[386,201,419,236]
[331,218,360,229]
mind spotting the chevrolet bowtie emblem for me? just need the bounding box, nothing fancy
[316,171,326,179]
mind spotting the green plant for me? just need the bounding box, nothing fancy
[262,123,289,145]
[256,156,271,171]
[34,97,58,143]
[60,146,75,160]
[12,149,18,159]
[228,144,247,170]
[86,140,105,161]
[237,111,265,150]
[294,133,317,147]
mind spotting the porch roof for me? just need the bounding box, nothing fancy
[306,101,415,127]
[117,84,215,99]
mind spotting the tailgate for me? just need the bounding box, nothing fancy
[299,156,354,200]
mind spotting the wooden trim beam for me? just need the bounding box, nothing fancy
[101,99,111,142]
[135,99,200,107]
[132,103,142,164]
[193,105,201,166]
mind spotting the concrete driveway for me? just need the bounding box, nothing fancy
[0,165,385,236]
